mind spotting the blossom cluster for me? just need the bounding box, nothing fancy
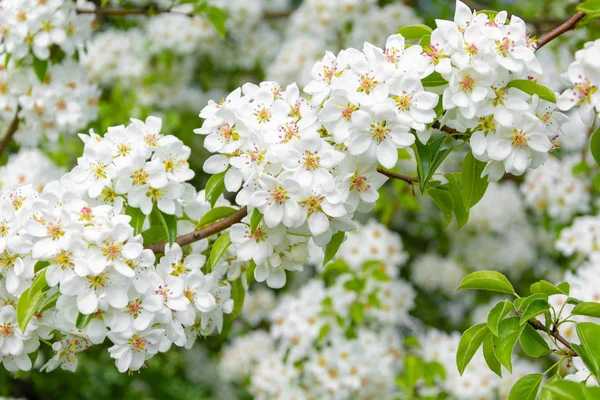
[0,0,99,146]
[220,221,415,399]
[0,118,237,373]
[558,39,600,125]
[0,148,63,193]
[432,2,568,180]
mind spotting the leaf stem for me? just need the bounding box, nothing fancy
[0,110,20,160]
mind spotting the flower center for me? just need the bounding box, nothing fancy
[495,37,514,57]
[101,242,122,261]
[492,86,508,106]
[129,334,149,352]
[300,195,324,216]
[392,93,413,112]
[302,150,321,171]
[255,106,272,124]
[350,172,370,192]
[476,115,496,135]
[92,163,108,180]
[155,284,173,299]
[47,222,65,240]
[573,80,598,106]
[268,186,289,205]
[512,129,528,148]
[459,75,475,92]
[0,221,9,237]
[341,103,358,121]
[52,250,74,270]
[217,123,240,142]
[0,323,13,338]
[370,121,391,143]
[422,44,448,65]
[146,187,165,201]
[88,273,107,289]
[171,261,190,276]
[357,74,378,94]
[116,143,131,157]
[0,250,18,269]
[127,299,143,317]
[132,168,149,186]
[279,123,300,143]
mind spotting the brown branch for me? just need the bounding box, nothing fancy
[0,111,19,160]
[377,168,418,184]
[528,318,578,356]
[535,12,586,50]
[263,10,295,19]
[145,206,248,254]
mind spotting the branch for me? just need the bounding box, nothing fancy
[535,12,586,50]
[263,10,295,19]
[528,318,578,356]
[0,111,19,160]
[377,168,418,184]
[145,206,248,254]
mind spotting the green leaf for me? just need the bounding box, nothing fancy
[572,302,600,318]
[508,374,543,400]
[457,270,516,295]
[76,312,94,329]
[493,317,526,372]
[567,297,582,306]
[205,171,226,207]
[413,135,453,192]
[195,3,228,38]
[17,269,49,331]
[577,1,600,26]
[519,324,551,357]
[515,293,548,311]
[323,231,345,265]
[444,173,469,228]
[250,208,263,234]
[461,152,489,209]
[542,379,589,400]
[530,280,568,296]
[558,282,570,295]
[483,334,502,377]
[456,323,489,375]
[574,322,600,382]
[428,187,454,225]
[589,128,600,168]
[142,225,167,245]
[395,24,433,40]
[33,56,48,82]
[152,206,177,246]
[208,232,231,269]
[540,376,562,400]
[419,34,431,47]
[34,260,50,273]
[476,10,499,19]
[422,71,448,87]
[317,324,330,343]
[125,206,145,235]
[506,80,557,103]
[197,206,238,228]
[350,302,365,325]
[519,298,550,325]
[488,300,514,336]
[227,276,245,321]
[38,291,61,314]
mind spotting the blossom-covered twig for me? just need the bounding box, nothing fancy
[0,111,19,160]
[145,206,248,254]
[535,12,586,50]
[377,168,418,184]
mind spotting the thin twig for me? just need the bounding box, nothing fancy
[535,12,586,50]
[145,206,248,254]
[377,168,418,184]
[528,318,578,356]
[0,111,19,160]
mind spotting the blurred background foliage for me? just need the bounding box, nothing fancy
[1,0,599,398]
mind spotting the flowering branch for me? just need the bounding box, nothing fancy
[377,168,418,184]
[528,318,578,356]
[145,206,248,254]
[535,12,586,50]
[0,111,19,160]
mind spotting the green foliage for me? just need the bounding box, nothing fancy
[194,3,228,38]
[487,300,514,336]
[395,24,433,40]
[125,206,146,236]
[571,302,600,318]
[589,127,600,167]
[572,323,600,382]
[456,323,489,375]
[461,152,489,209]
[323,231,345,265]
[17,268,49,331]
[152,205,177,246]
[249,208,263,234]
[33,56,48,82]
[457,270,516,295]
[508,374,544,400]
[506,80,557,103]
[197,206,238,228]
[493,317,526,372]
[577,0,600,25]
[204,170,226,207]
[519,325,551,357]
[208,232,231,269]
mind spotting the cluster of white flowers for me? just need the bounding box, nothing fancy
[411,253,466,296]
[522,155,590,222]
[0,1,99,146]
[420,329,541,399]
[432,2,568,180]
[558,39,600,126]
[218,222,414,399]
[0,0,95,60]
[0,117,240,373]
[556,216,600,260]
[0,148,63,193]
